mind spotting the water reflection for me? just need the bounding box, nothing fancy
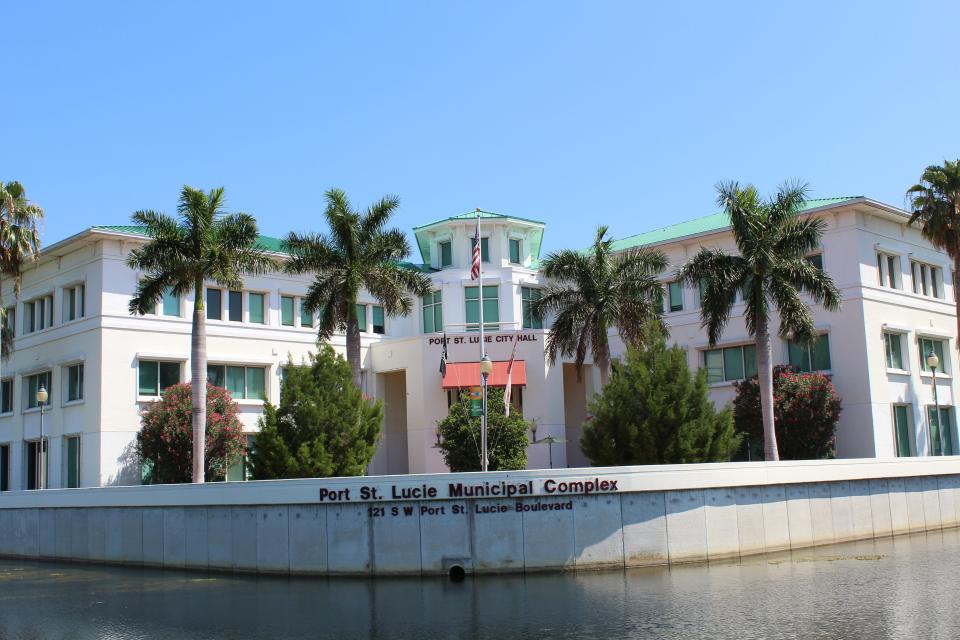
[1,529,960,639]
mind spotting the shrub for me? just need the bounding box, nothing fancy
[249,345,382,479]
[136,383,247,484]
[733,365,842,460]
[436,386,530,472]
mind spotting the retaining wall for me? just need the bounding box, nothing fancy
[1,458,959,576]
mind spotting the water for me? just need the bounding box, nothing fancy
[2,529,960,639]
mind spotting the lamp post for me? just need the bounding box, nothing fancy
[36,384,48,490]
[928,351,942,454]
[479,355,493,472]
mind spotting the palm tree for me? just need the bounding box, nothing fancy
[127,186,274,483]
[0,181,44,359]
[532,225,667,385]
[906,160,960,349]
[283,188,433,388]
[678,181,841,461]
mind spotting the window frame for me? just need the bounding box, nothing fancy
[919,336,949,375]
[877,252,900,290]
[207,364,268,401]
[422,290,443,334]
[137,360,181,398]
[25,371,52,410]
[521,286,543,329]
[883,331,907,372]
[161,286,180,317]
[228,290,243,322]
[471,236,490,263]
[63,284,85,323]
[667,281,684,313]
[892,404,914,457]
[247,291,266,324]
[371,305,386,334]
[927,404,957,456]
[206,287,223,321]
[64,434,81,488]
[0,378,12,415]
[786,334,832,373]
[702,344,757,384]
[464,285,499,332]
[280,295,295,327]
[509,238,522,265]
[66,363,84,403]
[439,240,453,268]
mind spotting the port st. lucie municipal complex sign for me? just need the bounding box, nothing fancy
[318,477,620,503]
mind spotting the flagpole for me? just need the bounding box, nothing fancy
[476,209,489,472]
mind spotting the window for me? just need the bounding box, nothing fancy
[465,285,499,331]
[877,253,900,289]
[471,237,490,263]
[893,405,914,457]
[24,301,34,333]
[248,292,265,324]
[67,364,84,402]
[439,241,452,268]
[884,332,905,370]
[228,290,243,322]
[281,296,295,326]
[422,291,443,333]
[64,284,85,322]
[207,365,266,400]
[807,254,824,270]
[912,261,943,298]
[356,304,368,332]
[25,294,54,333]
[928,406,957,456]
[4,306,14,338]
[521,287,543,329]
[509,239,522,265]
[0,444,8,492]
[704,345,757,383]
[667,281,683,312]
[207,288,222,320]
[372,306,385,334]
[25,371,52,409]
[227,434,255,481]
[300,300,313,328]
[919,337,948,374]
[698,278,708,305]
[787,335,832,372]
[138,360,180,396]
[64,435,80,488]
[25,439,47,490]
[162,286,180,317]
[0,379,11,414]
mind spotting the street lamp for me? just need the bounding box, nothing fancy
[928,351,942,454]
[479,355,493,472]
[36,384,48,490]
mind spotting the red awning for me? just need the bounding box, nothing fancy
[441,361,527,389]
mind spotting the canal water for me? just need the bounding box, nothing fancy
[1,529,959,640]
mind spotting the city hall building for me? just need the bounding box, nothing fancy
[0,196,956,490]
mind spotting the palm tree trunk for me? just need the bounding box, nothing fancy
[346,304,362,389]
[756,315,779,461]
[596,351,611,387]
[191,280,207,483]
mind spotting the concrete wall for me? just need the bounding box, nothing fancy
[2,458,960,576]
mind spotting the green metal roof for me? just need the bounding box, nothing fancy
[92,225,286,253]
[412,209,546,266]
[609,197,862,252]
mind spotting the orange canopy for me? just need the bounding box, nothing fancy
[441,361,527,389]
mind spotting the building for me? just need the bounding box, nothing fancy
[0,196,955,490]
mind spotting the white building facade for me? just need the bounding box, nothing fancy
[0,197,955,490]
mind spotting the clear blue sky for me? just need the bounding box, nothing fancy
[4,1,959,257]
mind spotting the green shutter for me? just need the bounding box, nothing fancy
[723,347,744,381]
[281,296,294,326]
[139,361,158,396]
[227,366,246,399]
[704,350,724,383]
[894,405,912,456]
[248,293,265,324]
[246,368,265,401]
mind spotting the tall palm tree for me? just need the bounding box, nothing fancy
[127,186,274,483]
[532,225,667,385]
[284,188,433,388]
[678,181,841,461]
[906,160,960,349]
[0,181,44,359]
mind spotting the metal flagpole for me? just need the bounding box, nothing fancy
[477,209,489,472]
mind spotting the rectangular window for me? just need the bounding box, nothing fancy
[372,306,385,334]
[67,364,84,402]
[64,285,85,322]
[919,337,948,374]
[25,372,52,409]
[162,286,180,317]
[31,295,53,330]
[928,405,957,456]
[465,285,499,331]
[26,440,47,490]
[208,365,266,400]
[228,290,243,322]
[884,332,905,370]
[206,288,222,320]
[0,444,8,491]
[509,239,521,265]
[300,300,313,328]
[24,301,34,334]
[248,292,265,324]
[703,345,757,383]
[227,434,255,482]
[0,379,11,413]
[912,261,943,298]
[698,278,708,305]
[281,296,295,326]
[877,253,900,289]
[807,253,824,270]
[787,335,832,372]
[471,237,490,263]
[4,306,15,338]
[521,287,543,329]
[65,435,80,488]
[422,291,443,333]
[356,304,368,332]
[439,241,452,268]
[668,281,683,312]
[893,404,914,457]
[138,360,180,396]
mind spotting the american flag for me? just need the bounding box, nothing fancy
[470,214,481,280]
